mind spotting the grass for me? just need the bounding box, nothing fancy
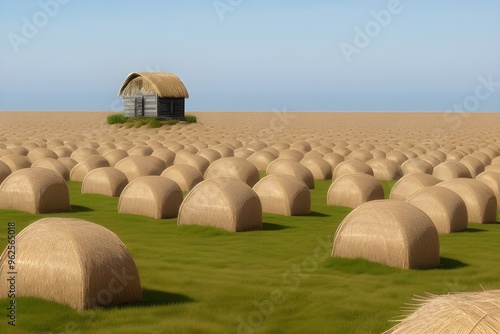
[1,180,500,333]
[107,113,197,128]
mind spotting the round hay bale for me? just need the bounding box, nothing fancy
[470,151,492,165]
[332,160,374,180]
[401,158,433,175]
[479,147,499,159]
[70,147,99,163]
[419,155,441,167]
[46,138,64,149]
[279,149,305,162]
[384,290,500,334]
[390,172,440,200]
[433,161,472,181]
[0,149,13,158]
[327,173,384,208]
[96,142,117,155]
[248,151,277,171]
[128,145,153,156]
[271,142,291,151]
[32,158,70,181]
[323,153,345,170]
[27,148,58,163]
[332,200,440,269]
[406,186,468,233]
[58,157,78,172]
[0,154,31,172]
[370,149,387,158]
[178,177,262,232]
[266,159,315,189]
[174,152,210,174]
[437,178,497,223]
[70,156,110,182]
[446,150,466,161]
[0,218,143,310]
[253,174,310,216]
[118,176,183,219]
[213,144,235,157]
[460,156,485,178]
[476,171,500,207]
[290,141,312,153]
[303,151,324,159]
[300,157,332,180]
[332,146,352,156]
[205,157,260,187]
[386,150,408,165]
[53,146,74,158]
[151,148,176,166]
[161,164,204,191]
[0,161,11,184]
[103,149,129,167]
[366,158,403,181]
[0,167,70,214]
[315,146,333,155]
[347,149,373,162]
[428,150,447,162]
[115,156,167,182]
[197,149,222,163]
[485,164,500,173]
[234,148,255,159]
[82,167,128,197]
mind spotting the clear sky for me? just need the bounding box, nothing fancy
[0,0,499,112]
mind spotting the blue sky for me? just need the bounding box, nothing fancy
[0,0,499,112]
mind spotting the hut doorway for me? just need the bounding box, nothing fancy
[134,96,144,117]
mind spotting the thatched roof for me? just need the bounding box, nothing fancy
[118,72,189,98]
[385,290,500,333]
[332,200,440,269]
[0,218,143,310]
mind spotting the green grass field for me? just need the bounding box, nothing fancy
[1,179,500,334]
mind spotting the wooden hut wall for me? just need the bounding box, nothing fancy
[158,98,185,119]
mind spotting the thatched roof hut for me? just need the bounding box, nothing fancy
[406,186,468,233]
[390,172,440,200]
[178,177,262,232]
[437,178,497,224]
[118,72,189,119]
[332,200,440,269]
[266,159,315,189]
[300,157,332,180]
[0,167,70,214]
[161,164,204,191]
[82,167,129,197]
[384,290,500,333]
[327,173,384,208]
[0,218,143,310]
[432,161,472,181]
[118,176,183,219]
[204,157,260,187]
[253,174,310,216]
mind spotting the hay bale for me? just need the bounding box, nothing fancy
[234,148,255,159]
[290,141,312,153]
[0,218,142,310]
[347,149,373,162]
[247,151,277,171]
[486,164,500,174]
[279,149,305,162]
[437,178,497,223]
[27,147,59,163]
[323,153,345,170]
[70,155,110,182]
[384,290,500,334]
[460,156,485,178]
[332,160,374,180]
[178,177,262,232]
[470,151,492,165]
[82,167,129,197]
[174,152,210,174]
[118,176,183,219]
[197,149,222,163]
[103,149,129,167]
[58,157,78,172]
[401,158,434,175]
[390,172,440,200]
[70,147,99,163]
[0,161,11,184]
[151,148,176,166]
[253,174,310,216]
[266,159,315,189]
[128,145,153,156]
[366,158,403,181]
[0,167,70,214]
[386,150,409,165]
[115,156,167,182]
[327,173,384,208]
[205,157,260,187]
[300,157,332,180]
[213,144,235,157]
[332,200,440,269]
[53,146,74,158]
[32,158,70,180]
[0,154,31,172]
[476,171,500,207]
[406,186,468,233]
[161,164,204,191]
